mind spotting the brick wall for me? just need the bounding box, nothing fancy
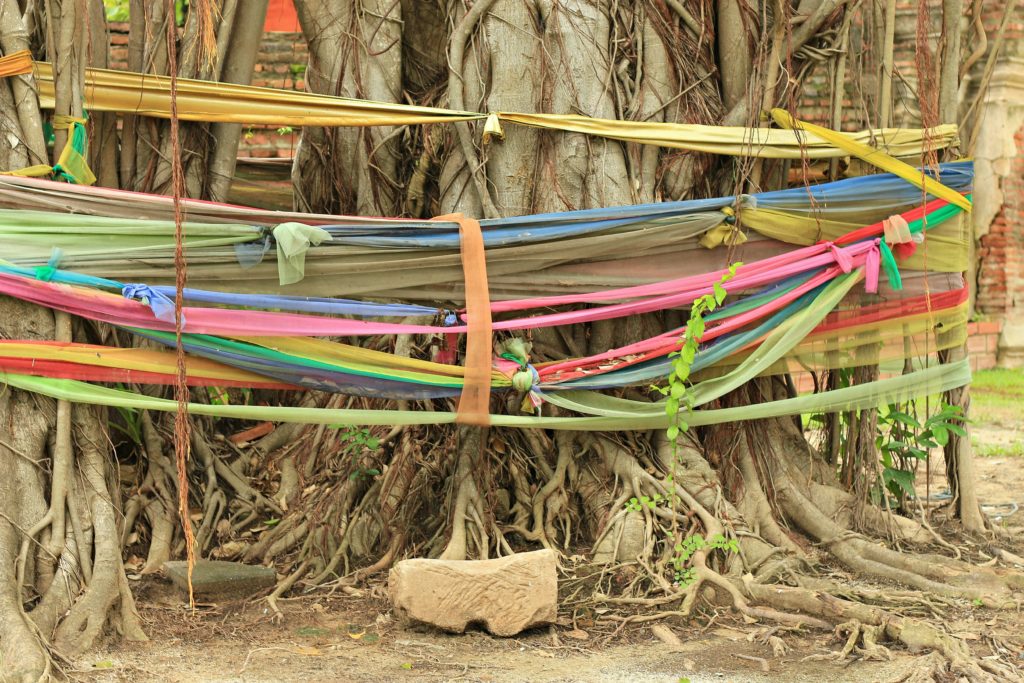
[976,123,1024,318]
[242,32,307,158]
[107,23,307,159]
[966,321,1003,371]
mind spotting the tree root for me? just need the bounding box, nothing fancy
[744,581,1016,682]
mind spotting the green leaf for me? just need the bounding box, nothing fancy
[882,468,916,496]
[670,383,685,399]
[947,424,967,437]
[889,411,921,428]
[667,424,680,441]
[713,282,727,305]
[681,344,697,364]
[690,317,705,338]
[931,426,949,446]
[665,397,680,416]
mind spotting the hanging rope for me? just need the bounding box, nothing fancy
[166,0,196,608]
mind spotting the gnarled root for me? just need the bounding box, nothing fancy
[744,581,1015,682]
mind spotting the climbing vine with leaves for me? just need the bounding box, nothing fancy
[662,263,741,439]
[643,263,742,585]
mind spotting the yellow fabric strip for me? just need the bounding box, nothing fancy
[38,61,481,127]
[0,52,958,160]
[1,164,54,178]
[769,109,971,211]
[740,209,969,272]
[0,342,278,383]
[497,112,960,160]
[696,301,969,381]
[239,336,512,386]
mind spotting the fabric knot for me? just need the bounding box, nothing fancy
[824,241,854,273]
[883,214,917,260]
[272,223,332,286]
[513,364,543,413]
[33,248,63,282]
[123,283,179,324]
[512,367,535,392]
[234,234,272,269]
[482,113,504,144]
[700,220,747,249]
[33,266,56,282]
[443,310,459,327]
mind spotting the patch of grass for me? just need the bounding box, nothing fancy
[971,368,1024,426]
[972,368,1024,394]
[973,440,1024,458]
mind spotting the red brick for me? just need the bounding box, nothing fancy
[968,336,989,354]
[975,321,1002,335]
[976,355,998,371]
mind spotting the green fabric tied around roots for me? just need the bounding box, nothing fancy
[0,359,971,430]
[52,121,96,186]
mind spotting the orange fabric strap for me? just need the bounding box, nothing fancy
[0,51,33,78]
[434,213,492,426]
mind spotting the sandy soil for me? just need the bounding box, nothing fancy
[76,581,968,683]
[76,449,1024,683]
[76,384,1024,683]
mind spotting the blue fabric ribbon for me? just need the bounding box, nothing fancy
[122,283,180,324]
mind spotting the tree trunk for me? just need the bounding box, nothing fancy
[0,0,1010,676]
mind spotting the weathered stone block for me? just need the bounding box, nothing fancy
[388,549,557,636]
[163,560,276,600]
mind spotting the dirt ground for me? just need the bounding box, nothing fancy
[74,371,1024,683]
[75,576,1024,683]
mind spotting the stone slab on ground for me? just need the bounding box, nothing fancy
[388,549,557,637]
[163,560,276,600]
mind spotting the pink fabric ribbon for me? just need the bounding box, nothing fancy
[865,240,881,294]
[0,239,878,338]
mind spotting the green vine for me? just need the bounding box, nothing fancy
[636,262,742,587]
[661,263,741,441]
[671,533,739,586]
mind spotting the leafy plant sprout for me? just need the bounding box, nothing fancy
[637,263,742,588]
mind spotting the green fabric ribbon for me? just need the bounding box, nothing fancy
[52,121,96,186]
[879,241,902,291]
[272,222,332,286]
[0,359,970,430]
